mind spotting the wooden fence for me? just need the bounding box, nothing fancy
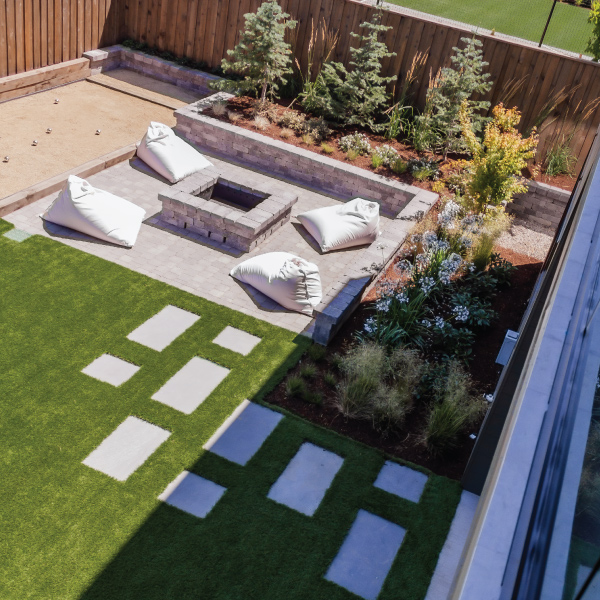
[0,0,121,77]
[1,0,600,169]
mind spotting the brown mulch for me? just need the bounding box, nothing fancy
[263,246,543,481]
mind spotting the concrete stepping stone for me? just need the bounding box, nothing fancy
[374,461,428,503]
[204,400,283,465]
[267,442,344,516]
[81,354,140,387]
[82,416,170,481]
[158,471,226,519]
[3,228,32,242]
[325,510,406,600]
[127,305,200,351]
[212,326,261,356]
[152,356,229,414]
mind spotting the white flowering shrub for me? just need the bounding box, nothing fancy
[338,132,372,155]
[372,144,399,167]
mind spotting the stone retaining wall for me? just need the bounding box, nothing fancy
[83,46,220,96]
[174,97,431,217]
[510,180,571,229]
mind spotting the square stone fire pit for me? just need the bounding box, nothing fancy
[158,167,298,252]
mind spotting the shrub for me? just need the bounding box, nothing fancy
[278,110,306,131]
[545,141,576,176]
[391,158,408,174]
[303,117,332,142]
[460,102,538,214]
[301,133,315,145]
[471,233,495,271]
[227,110,242,123]
[252,115,270,130]
[286,376,306,398]
[339,132,372,155]
[408,158,440,180]
[424,360,486,456]
[587,0,600,61]
[347,149,360,161]
[321,142,335,154]
[324,371,338,388]
[303,6,396,130]
[280,127,294,139]
[413,37,493,157]
[373,144,399,167]
[211,0,297,102]
[303,390,324,405]
[307,343,327,362]
[212,100,228,116]
[372,154,384,168]
[335,343,423,432]
[299,363,318,379]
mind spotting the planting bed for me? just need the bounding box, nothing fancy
[265,245,543,480]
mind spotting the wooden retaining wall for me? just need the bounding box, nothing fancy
[2,0,600,170]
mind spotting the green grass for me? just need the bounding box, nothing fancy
[0,222,461,600]
[387,0,592,55]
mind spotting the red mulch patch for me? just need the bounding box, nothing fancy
[263,246,543,480]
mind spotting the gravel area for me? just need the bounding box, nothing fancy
[496,218,554,261]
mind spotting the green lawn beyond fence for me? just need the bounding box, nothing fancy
[387,0,593,55]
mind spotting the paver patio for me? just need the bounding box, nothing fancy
[4,155,406,333]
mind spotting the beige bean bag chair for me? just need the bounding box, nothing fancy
[230,252,322,315]
[42,175,146,247]
[136,122,213,183]
[297,198,380,253]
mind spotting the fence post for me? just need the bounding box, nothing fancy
[539,0,559,47]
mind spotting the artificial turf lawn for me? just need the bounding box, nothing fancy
[387,0,592,55]
[0,224,461,600]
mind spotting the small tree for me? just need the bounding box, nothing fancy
[213,1,296,103]
[302,6,396,130]
[587,0,600,61]
[459,101,538,214]
[414,37,492,157]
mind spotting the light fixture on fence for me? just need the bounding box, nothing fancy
[46,128,52,134]
[3,156,9,162]
[95,129,101,135]
[32,140,38,146]
[54,98,59,104]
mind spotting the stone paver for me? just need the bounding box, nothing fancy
[325,510,406,600]
[4,157,406,333]
[425,490,479,600]
[267,442,344,516]
[152,356,229,414]
[127,305,200,351]
[374,461,429,503]
[212,326,261,356]
[3,228,32,242]
[81,354,140,386]
[158,470,226,519]
[82,416,171,481]
[204,400,283,465]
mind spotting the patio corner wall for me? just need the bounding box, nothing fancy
[510,181,571,229]
[174,100,430,217]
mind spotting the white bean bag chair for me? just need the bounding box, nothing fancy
[41,175,146,247]
[297,198,380,253]
[136,122,213,183]
[230,252,322,315]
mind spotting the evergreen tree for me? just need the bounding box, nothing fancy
[587,0,600,61]
[303,6,396,130]
[214,1,296,103]
[414,37,492,157]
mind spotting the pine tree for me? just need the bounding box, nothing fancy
[214,1,296,103]
[302,6,396,130]
[414,37,492,157]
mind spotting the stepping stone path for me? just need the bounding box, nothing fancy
[374,461,429,503]
[158,471,226,519]
[3,228,32,242]
[127,305,200,351]
[267,442,344,516]
[212,326,261,356]
[82,416,171,481]
[81,354,140,387]
[325,510,406,600]
[152,357,230,414]
[204,400,283,465]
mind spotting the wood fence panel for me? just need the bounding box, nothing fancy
[0,0,7,76]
